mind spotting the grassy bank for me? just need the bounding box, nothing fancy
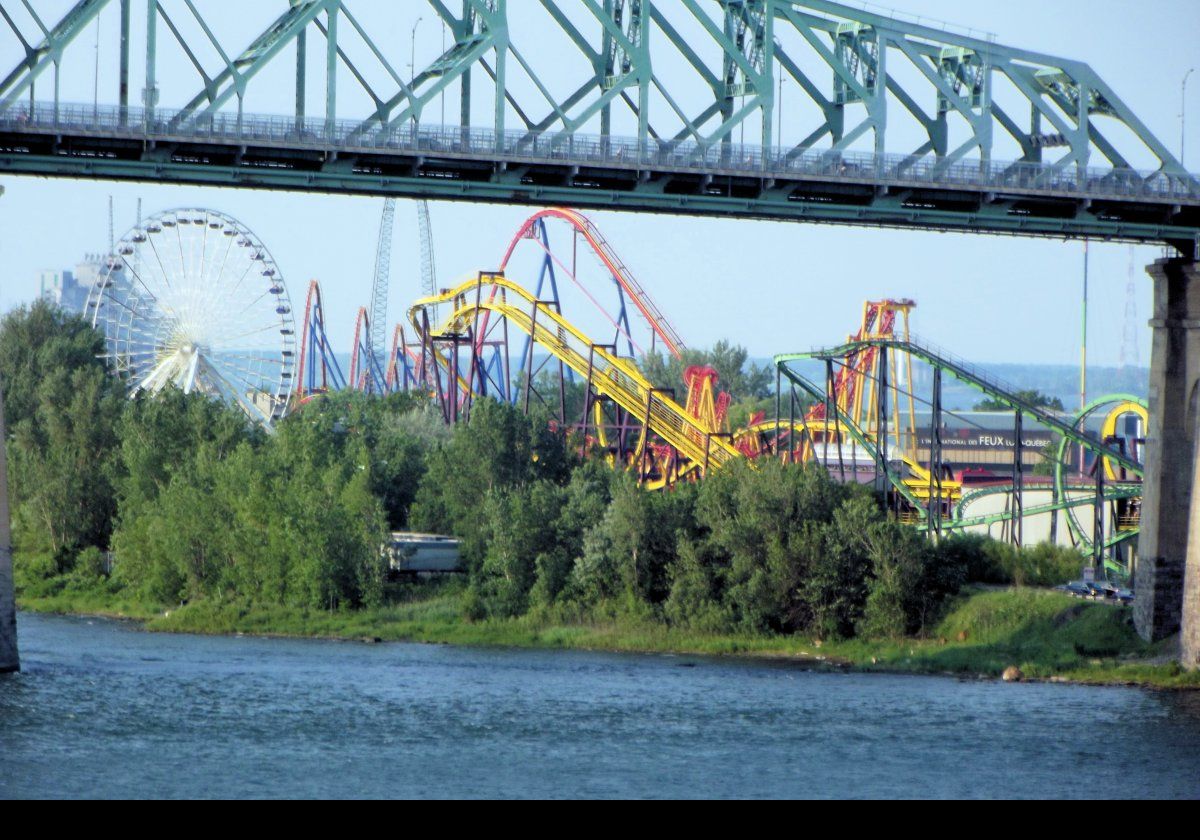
[16,577,1200,690]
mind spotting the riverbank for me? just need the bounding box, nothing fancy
[16,581,1200,690]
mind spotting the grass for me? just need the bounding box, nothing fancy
[15,571,1200,690]
[831,589,1199,689]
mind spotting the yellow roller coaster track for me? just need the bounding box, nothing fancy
[409,273,744,474]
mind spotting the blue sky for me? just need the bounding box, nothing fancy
[0,0,1196,368]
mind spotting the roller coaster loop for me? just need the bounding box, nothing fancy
[295,280,346,400]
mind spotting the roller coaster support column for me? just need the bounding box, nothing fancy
[580,345,597,458]
[1094,463,1105,575]
[775,367,782,459]
[929,368,943,539]
[1013,410,1024,548]
[789,388,798,464]
[826,360,847,481]
[0,373,18,674]
[450,335,461,425]
[1137,255,1200,648]
[876,347,891,499]
[523,302,540,416]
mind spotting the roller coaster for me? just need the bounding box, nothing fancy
[775,337,1145,575]
[292,206,1145,577]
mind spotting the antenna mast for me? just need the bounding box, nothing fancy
[418,200,438,299]
[369,198,397,381]
[1119,245,1141,372]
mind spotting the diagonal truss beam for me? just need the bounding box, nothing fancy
[165,0,335,129]
[0,0,111,110]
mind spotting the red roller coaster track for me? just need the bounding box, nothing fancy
[498,207,687,360]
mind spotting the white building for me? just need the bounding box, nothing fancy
[38,254,106,316]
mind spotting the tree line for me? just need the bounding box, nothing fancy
[2,301,1084,639]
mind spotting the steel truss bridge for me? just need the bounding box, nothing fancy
[0,1,1197,250]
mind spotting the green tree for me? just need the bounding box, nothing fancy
[639,340,772,405]
[113,389,257,516]
[0,301,114,426]
[691,460,862,635]
[664,538,729,631]
[975,390,1065,412]
[0,304,124,562]
[530,460,613,608]
[859,523,966,638]
[801,495,878,640]
[475,481,566,617]
[568,474,694,612]
[411,398,575,565]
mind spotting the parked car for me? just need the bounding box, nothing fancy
[1085,581,1120,599]
[1059,581,1092,598]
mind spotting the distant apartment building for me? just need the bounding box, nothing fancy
[38,254,106,316]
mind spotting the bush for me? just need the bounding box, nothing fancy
[949,533,1087,587]
[1016,542,1087,587]
[66,546,109,586]
[860,524,966,639]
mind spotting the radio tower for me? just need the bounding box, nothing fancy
[369,198,397,385]
[417,200,438,299]
[1119,245,1141,372]
[416,201,440,385]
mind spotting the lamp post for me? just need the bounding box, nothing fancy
[1183,68,1195,169]
[773,38,784,154]
[777,70,784,150]
[440,21,447,127]
[410,17,423,135]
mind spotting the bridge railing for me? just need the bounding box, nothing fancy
[3,101,1198,204]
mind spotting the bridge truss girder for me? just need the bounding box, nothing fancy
[0,1,1196,250]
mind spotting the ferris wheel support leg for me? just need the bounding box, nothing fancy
[1136,256,1200,650]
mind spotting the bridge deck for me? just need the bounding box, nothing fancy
[3,104,1197,250]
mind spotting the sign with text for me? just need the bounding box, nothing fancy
[916,430,1054,450]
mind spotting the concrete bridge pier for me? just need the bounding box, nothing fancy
[0,377,18,674]
[1136,257,1200,664]
[1185,407,1200,670]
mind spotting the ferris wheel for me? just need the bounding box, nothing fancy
[86,208,297,425]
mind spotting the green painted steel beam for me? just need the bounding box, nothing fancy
[1,0,1191,183]
[947,485,1140,532]
[0,0,111,110]
[779,338,1145,473]
[0,149,1192,247]
[165,0,336,129]
[775,359,929,515]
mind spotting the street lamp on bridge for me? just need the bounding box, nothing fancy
[410,17,424,134]
[1184,68,1195,169]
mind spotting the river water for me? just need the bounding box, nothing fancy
[1,612,1198,799]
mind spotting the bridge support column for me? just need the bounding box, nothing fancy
[0,376,18,674]
[1184,406,1200,669]
[1136,257,1200,646]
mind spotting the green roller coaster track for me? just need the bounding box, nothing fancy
[775,338,1145,575]
[778,336,1142,473]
